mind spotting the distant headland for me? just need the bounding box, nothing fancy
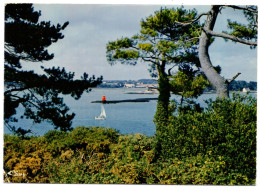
[96,79,257,93]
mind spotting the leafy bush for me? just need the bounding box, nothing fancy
[158,94,256,182]
[105,134,156,184]
[152,153,252,185]
[4,127,120,183]
[43,126,119,157]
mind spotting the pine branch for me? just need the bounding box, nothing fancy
[4,87,29,95]
[224,5,257,14]
[142,57,157,64]
[168,64,178,76]
[203,28,257,46]
[10,94,41,110]
[174,12,210,26]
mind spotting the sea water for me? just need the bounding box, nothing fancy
[4,88,256,136]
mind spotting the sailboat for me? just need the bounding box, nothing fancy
[95,104,106,120]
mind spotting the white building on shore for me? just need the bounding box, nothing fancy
[242,88,250,93]
[124,83,136,88]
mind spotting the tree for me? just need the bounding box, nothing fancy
[148,6,257,98]
[169,64,210,111]
[4,4,102,136]
[197,5,257,98]
[106,7,201,129]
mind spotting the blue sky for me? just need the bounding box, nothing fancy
[13,3,259,82]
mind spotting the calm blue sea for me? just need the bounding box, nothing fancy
[4,88,256,136]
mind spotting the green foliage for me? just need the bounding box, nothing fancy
[113,50,139,60]
[106,37,134,51]
[106,38,138,65]
[170,68,210,99]
[154,72,171,132]
[140,27,158,37]
[168,64,210,115]
[4,127,120,183]
[137,43,154,52]
[158,94,256,183]
[157,41,178,53]
[153,154,252,185]
[224,6,257,45]
[141,7,200,39]
[227,20,257,40]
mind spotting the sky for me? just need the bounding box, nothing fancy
[14,2,257,82]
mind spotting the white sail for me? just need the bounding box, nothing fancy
[100,104,106,118]
[95,104,106,120]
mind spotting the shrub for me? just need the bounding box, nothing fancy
[153,153,252,185]
[4,126,120,183]
[158,94,256,182]
[105,134,156,184]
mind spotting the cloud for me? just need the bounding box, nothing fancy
[30,4,257,81]
[32,4,165,80]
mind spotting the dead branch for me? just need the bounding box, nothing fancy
[228,72,241,84]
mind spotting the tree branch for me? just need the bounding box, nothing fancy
[142,57,157,64]
[4,87,29,95]
[183,37,200,42]
[10,94,42,110]
[228,72,241,84]
[175,12,210,26]
[203,28,257,46]
[4,121,16,133]
[168,64,178,76]
[224,5,257,13]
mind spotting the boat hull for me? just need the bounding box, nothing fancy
[95,116,105,120]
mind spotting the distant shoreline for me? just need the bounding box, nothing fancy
[93,87,257,95]
[125,92,257,95]
[118,89,257,95]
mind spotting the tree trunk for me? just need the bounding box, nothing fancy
[153,64,170,159]
[199,5,229,98]
[154,64,170,130]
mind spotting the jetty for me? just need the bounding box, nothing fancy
[91,98,158,104]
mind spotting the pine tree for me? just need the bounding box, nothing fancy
[198,5,257,98]
[106,7,202,136]
[4,4,102,135]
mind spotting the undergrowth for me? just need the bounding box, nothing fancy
[4,94,256,184]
